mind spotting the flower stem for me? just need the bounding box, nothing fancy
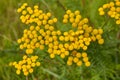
[26,76,28,80]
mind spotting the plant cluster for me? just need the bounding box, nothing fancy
[9,2,105,76]
[98,0,120,24]
[9,55,40,76]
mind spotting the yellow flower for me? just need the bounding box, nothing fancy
[85,61,91,67]
[73,57,79,63]
[56,30,61,35]
[69,36,74,41]
[83,18,88,23]
[67,61,72,66]
[60,53,65,58]
[44,15,49,20]
[35,26,40,31]
[17,39,22,44]
[46,12,51,17]
[66,10,71,14]
[23,3,28,7]
[82,52,87,57]
[31,63,36,67]
[74,10,80,15]
[44,24,49,30]
[24,71,29,76]
[69,13,74,18]
[91,36,96,41]
[22,10,27,15]
[76,52,81,58]
[98,28,103,34]
[22,67,27,72]
[53,18,57,23]
[96,34,102,40]
[57,50,61,55]
[23,55,27,60]
[64,51,69,56]
[16,70,21,75]
[39,15,43,19]
[39,45,44,50]
[34,5,39,9]
[28,9,33,14]
[103,4,109,9]
[29,68,33,73]
[64,14,69,19]
[75,18,80,23]
[68,45,74,50]
[40,40,45,44]
[98,7,104,12]
[51,31,57,36]
[85,41,90,46]
[98,39,104,44]
[83,46,88,50]
[58,43,63,48]
[64,43,69,49]
[48,48,53,53]
[50,54,55,58]
[21,5,26,10]
[17,8,22,13]
[99,11,105,15]
[69,18,75,23]
[72,23,77,27]
[20,45,24,49]
[64,36,69,41]
[109,2,114,7]
[83,57,89,62]
[26,64,31,69]
[59,36,64,41]
[42,20,47,25]
[68,56,73,61]
[76,60,82,66]
[63,19,68,23]
[49,26,54,31]
[48,20,54,25]
[9,62,13,66]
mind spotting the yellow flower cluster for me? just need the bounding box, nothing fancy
[98,0,120,24]
[17,3,104,67]
[67,50,90,67]
[60,10,104,66]
[17,3,57,25]
[17,3,57,54]
[12,3,104,72]
[9,55,40,76]
[63,10,104,45]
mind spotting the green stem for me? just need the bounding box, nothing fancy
[101,17,110,29]
[56,0,66,11]
[26,76,28,80]
[41,0,53,15]
[41,67,60,79]
[80,67,83,80]
[116,30,120,65]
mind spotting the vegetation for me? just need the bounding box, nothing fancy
[0,0,120,80]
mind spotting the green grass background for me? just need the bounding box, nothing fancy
[0,0,120,80]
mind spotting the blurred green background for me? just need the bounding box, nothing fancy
[0,0,120,80]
